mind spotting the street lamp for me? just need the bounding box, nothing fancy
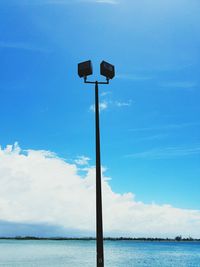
[100,61,115,80]
[78,60,115,267]
[78,60,93,78]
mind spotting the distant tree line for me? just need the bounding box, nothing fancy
[0,235,199,242]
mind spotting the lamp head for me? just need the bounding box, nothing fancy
[78,60,93,78]
[100,61,115,80]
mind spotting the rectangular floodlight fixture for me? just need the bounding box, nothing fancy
[100,61,115,80]
[78,60,93,78]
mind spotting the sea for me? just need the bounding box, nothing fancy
[0,240,200,267]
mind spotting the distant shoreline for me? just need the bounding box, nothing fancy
[0,236,199,242]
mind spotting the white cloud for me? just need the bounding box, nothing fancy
[75,156,90,166]
[115,100,132,107]
[90,101,108,112]
[99,102,108,111]
[89,99,132,112]
[1,143,200,237]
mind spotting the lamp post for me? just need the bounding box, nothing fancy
[78,60,115,267]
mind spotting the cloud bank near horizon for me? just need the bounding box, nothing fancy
[0,143,200,238]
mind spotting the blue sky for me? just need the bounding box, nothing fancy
[0,0,200,237]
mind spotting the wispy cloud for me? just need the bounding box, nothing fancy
[94,0,119,4]
[81,0,119,4]
[160,81,197,89]
[0,41,50,53]
[116,74,153,81]
[131,63,194,73]
[137,134,169,141]
[130,122,200,132]
[5,0,119,6]
[125,144,200,160]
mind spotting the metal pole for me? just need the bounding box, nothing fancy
[95,81,104,267]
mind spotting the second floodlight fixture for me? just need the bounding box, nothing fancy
[78,60,115,81]
[100,61,115,80]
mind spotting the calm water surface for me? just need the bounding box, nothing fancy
[0,240,200,267]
